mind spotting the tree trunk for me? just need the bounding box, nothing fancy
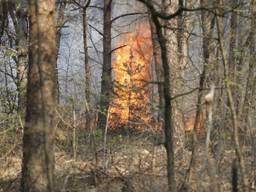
[82,7,91,129]
[16,0,28,113]
[149,17,164,121]
[149,10,176,192]
[216,7,247,190]
[0,1,8,41]
[56,1,66,104]
[21,0,57,191]
[186,0,215,184]
[228,0,238,112]
[164,0,185,152]
[240,0,256,131]
[98,0,112,131]
[6,1,28,114]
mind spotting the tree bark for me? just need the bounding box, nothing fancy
[21,0,57,191]
[240,0,256,131]
[98,0,112,131]
[228,0,238,111]
[163,0,186,151]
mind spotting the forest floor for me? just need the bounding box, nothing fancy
[0,128,255,192]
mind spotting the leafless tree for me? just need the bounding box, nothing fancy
[98,0,112,131]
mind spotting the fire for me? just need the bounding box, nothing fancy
[109,24,153,129]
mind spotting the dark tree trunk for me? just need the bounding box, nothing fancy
[156,21,176,192]
[139,1,177,191]
[0,1,8,41]
[150,11,176,192]
[149,18,164,121]
[98,0,112,131]
[20,0,57,191]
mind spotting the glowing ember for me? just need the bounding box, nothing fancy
[109,24,153,128]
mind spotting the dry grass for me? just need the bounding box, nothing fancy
[0,128,255,192]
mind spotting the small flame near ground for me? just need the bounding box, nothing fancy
[109,24,154,129]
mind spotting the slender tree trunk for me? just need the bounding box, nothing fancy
[16,0,28,113]
[149,18,164,121]
[7,1,28,113]
[56,1,66,104]
[0,1,8,41]
[216,9,247,190]
[82,7,91,129]
[149,10,176,192]
[186,0,215,184]
[98,0,112,131]
[4,60,12,113]
[21,0,57,191]
[228,0,238,111]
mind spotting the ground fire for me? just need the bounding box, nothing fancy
[109,24,153,129]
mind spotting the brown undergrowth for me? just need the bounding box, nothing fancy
[0,126,255,192]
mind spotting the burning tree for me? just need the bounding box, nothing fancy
[109,24,153,130]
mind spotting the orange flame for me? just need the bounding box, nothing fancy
[109,24,153,128]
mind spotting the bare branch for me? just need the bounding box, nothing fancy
[110,44,127,54]
[137,0,241,20]
[111,12,148,24]
[88,23,103,36]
